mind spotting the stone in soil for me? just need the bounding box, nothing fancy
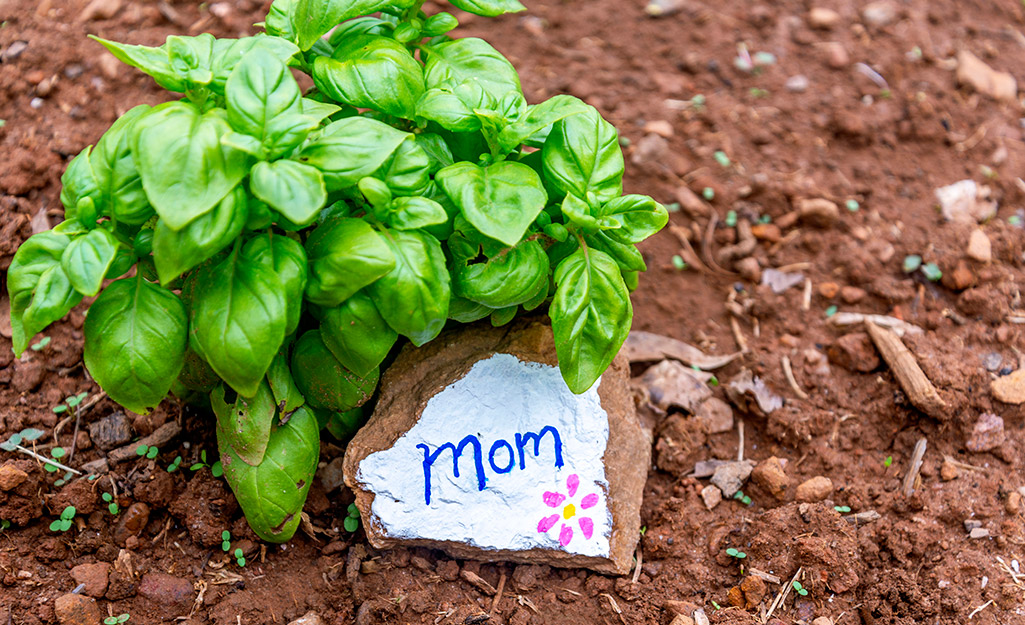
[827,332,880,373]
[940,459,959,481]
[694,397,734,434]
[343,321,649,574]
[54,594,101,625]
[138,572,195,607]
[935,179,997,223]
[639,359,712,412]
[113,502,149,545]
[700,484,722,510]
[0,462,28,491]
[287,613,326,625]
[710,460,755,498]
[991,368,1025,404]
[807,7,840,29]
[795,476,833,502]
[87,412,134,450]
[317,456,346,493]
[70,562,110,598]
[751,456,789,500]
[965,413,1004,452]
[966,229,992,262]
[956,50,1018,102]
[861,1,897,26]
[785,74,810,93]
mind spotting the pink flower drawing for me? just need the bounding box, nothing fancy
[536,473,600,547]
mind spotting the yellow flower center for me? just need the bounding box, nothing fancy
[563,504,576,519]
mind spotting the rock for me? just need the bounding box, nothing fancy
[726,370,783,416]
[785,74,810,93]
[991,369,1025,404]
[811,618,834,625]
[735,256,762,283]
[79,0,122,21]
[964,519,982,532]
[797,198,840,227]
[0,463,29,491]
[12,359,45,392]
[817,282,839,299]
[318,456,346,492]
[114,502,149,545]
[639,360,712,412]
[70,562,110,598]
[751,456,789,500]
[861,1,897,27]
[740,575,767,607]
[138,572,195,607]
[87,412,134,450]
[795,476,833,502]
[630,133,669,168]
[761,269,805,295]
[287,613,325,625]
[942,259,976,291]
[822,42,849,69]
[700,485,722,510]
[969,527,990,539]
[966,229,992,262]
[710,460,755,498]
[1006,491,1022,515]
[808,8,840,29]
[966,413,1004,452]
[940,459,959,481]
[643,120,674,138]
[957,50,1017,102]
[669,616,696,625]
[695,398,734,434]
[54,594,101,625]
[343,321,649,574]
[840,286,866,304]
[827,332,880,373]
[751,223,781,242]
[936,180,997,223]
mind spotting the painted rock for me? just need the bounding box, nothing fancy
[343,321,648,574]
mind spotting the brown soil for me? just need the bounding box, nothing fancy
[1,0,1024,624]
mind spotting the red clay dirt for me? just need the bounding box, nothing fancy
[1,0,1024,624]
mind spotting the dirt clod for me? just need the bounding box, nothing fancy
[0,463,29,491]
[87,412,134,450]
[54,594,101,625]
[137,572,195,607]
[827,332,880,372]
[751,456,789,500]
[70,562,110,598]
[991,368,1025,404]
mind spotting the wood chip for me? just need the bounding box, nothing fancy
[843,510,882,525]
[107,421,182,464]
[460,570,497,596]
[747,567,781,585]
[829,312,923,336]
[623,331,743,369]
[901,437,928,497]
[866,322,946,419]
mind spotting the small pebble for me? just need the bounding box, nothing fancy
[966,229,992,263]
[822,42,849,69]
[65,65,85,79]
[2,41,28,62]
[795,476,833,502]
[981,352,1002,372]
[700,485,722,510]
[30,97,44,109]
[807,7,840,30]
[969,527,990,539]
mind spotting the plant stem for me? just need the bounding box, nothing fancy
[15,445,82,476]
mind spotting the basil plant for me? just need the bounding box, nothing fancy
[6,0,668,542]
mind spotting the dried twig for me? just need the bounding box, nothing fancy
[901,438,928,497]
[781,355,810,400]
[764,567,802,623]
[748,568,781,585]
[967,600,993,620]
[737,419,745,462]
[490,570,507,614]
[801,278,812,311]
[730,317,748,352]
[631,545,643,584]
[107,421,182,464]
[943,454,986,472]
[829,313,922,336]
[460,570,497,595]
[866,322,946,419]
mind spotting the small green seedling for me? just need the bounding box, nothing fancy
[1,428,82,480]
[103,614,130,625]
[711,600,722,610]
[725,547,747,559]
[344,503,361,533]
[903,255,922,273]
[1,519,11,530]
[102,492,119,515]
[44,447,65,473]
[221,530,232,552]
[825,305,838,318]
[748,87,770,98]
[53,391,89,414]
[135,444,158,460]
[845,199,860,212]
[834,505,852,513]
[690,94,706,110]
[733,490,752,506]
[190,450,224,478]
[30,336,51,351]
[714,151,731,167]
[921,262,942,282]
[671,255,687,271]
[791,580,809,596]
[234,547,246,567]
[758,214,771,224]
[49,506,76,532]
[725,210,737,227]
[884,456,893,467]
[702,187,715,201]
[167,456,182,472]
[639,525,647,536]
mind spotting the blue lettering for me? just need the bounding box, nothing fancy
[417,435,485,505]
[515,426,564,470]
[488,439,515,474]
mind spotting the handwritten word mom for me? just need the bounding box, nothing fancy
[416,426,564,505]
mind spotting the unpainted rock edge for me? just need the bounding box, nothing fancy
[343,320,649,575]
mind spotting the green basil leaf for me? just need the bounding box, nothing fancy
[326,17,396,47]
[417,133,455,173]
[83,276,187,413]
[291,330,379,411]
[191,247,287,397]
[304,217,395,307]
[372,136,430,196]
[292,0,415,50]
[550,247,632,393]
[300,97,343,122]
[542,106,624,204]
[449,235,549,308]
[415,83,494,133]
[447,0,525,17]
[323,407,365,441]
[448,295,492,323]
[90,36,185,92]
[212,380,276,466]
[61,229,119,297]
[226,48,302,142]
[266,351,306,415]
[311,34,424,120]
[298,116,410,191]
[16,262,82,358]
[8,233,77,354]
[221,131,264,157]
[585,230,646,272]
[220,404,319,543]
[131,102,249,231]
[265,0,297,41]
[561,193,599,232]
[59,148,101,221]
[381,196,448,231]
[178,347,221,393]
[165,34,215,87]
[497,94,588,153]
[152,186,248,285]
[435,160,547,246]
[490,305,517,326]
[422,38,520,102]
[367,229,450,346]
[241,233,308,335]
[90,105,154,225]
[595,194,669,243]
[210,36,300,94]
[250,160,327,227]
[265,114,322,160]
[320,292,397,377]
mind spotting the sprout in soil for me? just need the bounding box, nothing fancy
[344,503,361,533]
[190,450,223,478]
[0,520,11,531]
[903,255,922,273]
[791,580,809,596]
[102,492,119,515]
[724,210,737,227]
[725,547,747,559]
[702,187,715,201]
[732,490,752,506]
[104,614,130,625]
[167,456,183,472]
[834,505,852,513]
[49,505,76,533]
[221,530,232,552]
[135,444,158,460]
[884,455,893,467]
[234,547,246,567]
[921,262,942,282]
[1,428,82,478]
[30,336,50,351]
[671,255,687,271]
[845,199,860,212]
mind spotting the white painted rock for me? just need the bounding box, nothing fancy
[343,322,648,574]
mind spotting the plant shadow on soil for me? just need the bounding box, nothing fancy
[1,0,1024,623]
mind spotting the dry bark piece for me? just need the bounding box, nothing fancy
[865,322,946,419]
[901,438,927,497]
[107,421,181,464]
[622,331,743,369]
[726,369,783,417]
[638,360,712,411]
[344,321,648,574]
